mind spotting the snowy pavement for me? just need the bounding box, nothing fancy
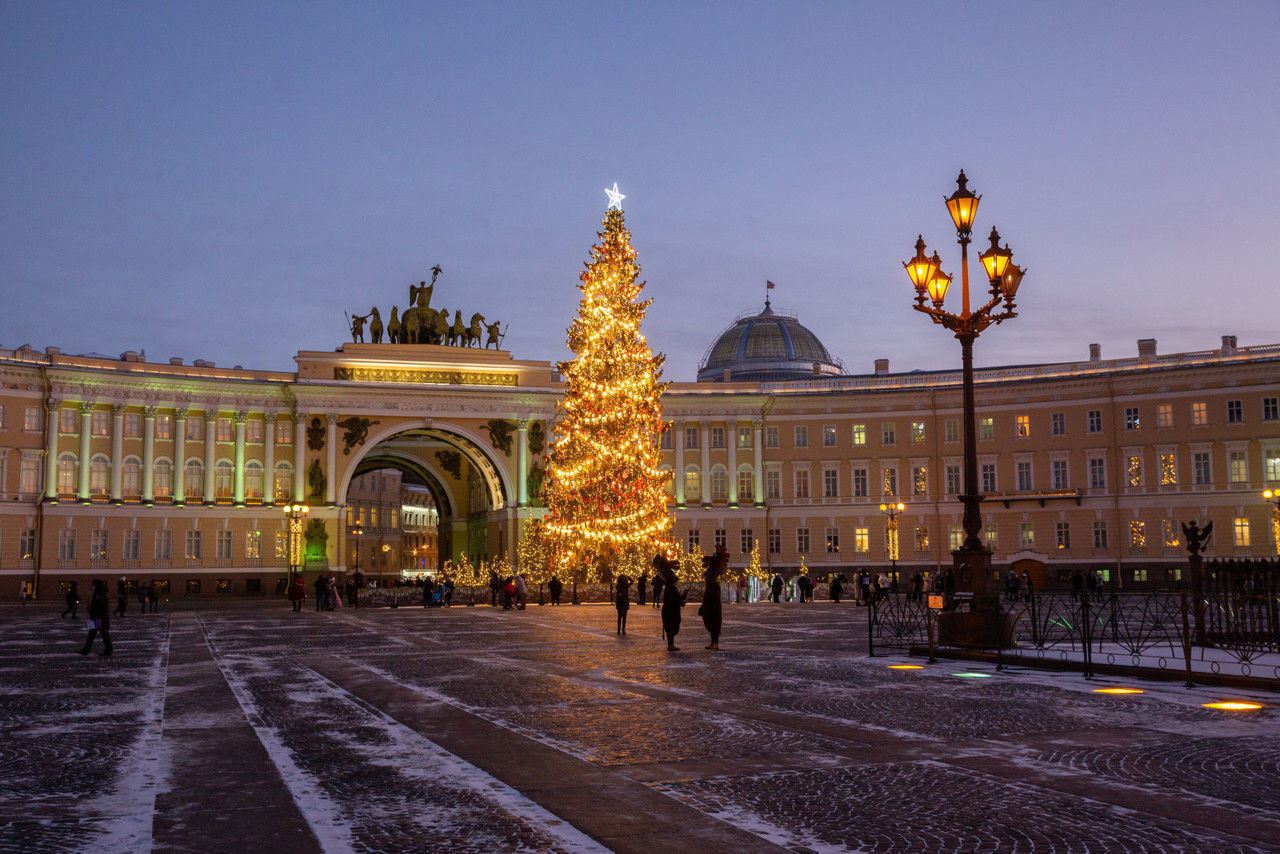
[1,600,1278,852]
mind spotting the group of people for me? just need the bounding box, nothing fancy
[420,574,455,607]
[289,573,359,612]
[489,571,529,610]
[63,578,159,624]
[634,543,728,650]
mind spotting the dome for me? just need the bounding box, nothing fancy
[697,301,843,383]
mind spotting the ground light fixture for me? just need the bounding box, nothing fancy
[886,664,924,670]
[1202,701,1265,711]
[1092,688,1145,695]
[951,672,993,678]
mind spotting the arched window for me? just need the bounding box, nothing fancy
[245,460,264,501]
[660,466,675,497]
[89,454,109,498]
[123,456,142,498]
[711,465,728,502]
[186,459,204,497]
[274,462,293,501]
[153,458,172,499]
[57,453,77,497]
[215,460,234,500]
[684,466,702,503]
[737,464,755,504]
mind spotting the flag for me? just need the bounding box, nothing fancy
[766,280,776,289]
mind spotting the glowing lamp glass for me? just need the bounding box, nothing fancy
[1001,264,1025,299]
[904,236,937,292]
[945,170,980,233]
[927,267,952,304]
[1203,701,1263,711]
[979,228,1012,282]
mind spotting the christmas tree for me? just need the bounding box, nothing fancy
[543,188,672,580]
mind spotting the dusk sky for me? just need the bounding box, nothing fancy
[3,3,1278,380]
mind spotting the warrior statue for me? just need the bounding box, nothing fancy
[484,320,506,349]
[349,312,369,343]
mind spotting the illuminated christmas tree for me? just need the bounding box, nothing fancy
[543,186,673,580]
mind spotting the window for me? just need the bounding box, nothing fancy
[246,419,264,444]
[1163,520,1181,548]
[794,426,808,448]
[369,507,378,528]
[822,425,837,447]
[24,406,40,432]
[1124,407,1140,430]
[1089,458,1106,489]
[275,532,288,559]
[217,530,233,560]
[124,530,140,561]
[1160,453,1177,486]
[685,427,699,449]
[911,421,926,443]
[16,529,33,559]
[767,529,780,554]
[1156,404,1173,428]
[155,413,172,440]
[245,461,264,500]
[20,457,40,494]
[1016,461,1032,492]
[91,410,109,437]
[185,530,202,560]
[1266,450,1280,482]
[980,463,996,493]
[1015,415,1030,438]
[1226,400,1242,423]
[881,423,896,444]
[852,424,866,445]
[1087,410,1102,433]
[826,527,840,553]
[685,468,702,502]
[1050,413,1065,436]
[796,528,810,554]
[123,458,141,497]
[854,527,869,553]
[945,464,961,496]
[1130,521,1146,548]
[764,426,779,448]
[89,455,109,497]
[714,529,727,549]
[737,468,754,503]
[710,426,725,449]
[948,525,963,551]
[276,419,293,444]
[1055,522,1070,550]
[882,466,897,497]
[58,529,77,561]
[1127,454,1143,488]
[1052,459,1069,490]
[914,526,929,552]
[823,467,838,498]
[156,530,172,561]
[740,529,754,554]
[711,467,728,501]
[979,418,994,440]
[688,529,700,551]
[215,460,233,499]
[59,408,77,434]
[57,454,76,496]
[944,420,959,442]
[274,463,293,501]
[1191,402,1207,425]
[1264,397,1279,422]
[985,526,997,552]
[1229,450,1247,484]
[216,418,234,442]
[1233,518,1250,547]
[1019,523,1034,549]
[737,426,752,450]
[124,412,142,438]
[794,468,810,499]
[765,468,780,500]
[186,416,204,441]
[1193,452,1211,485]
[913,465,928,496]
[852,466,868,497]
[90,529,108,560]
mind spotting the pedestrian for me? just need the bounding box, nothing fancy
[352,570,364,608]
[329,575,341,609]
[76,579,112,657]
[615,574,631,635]
[17,579,27,605]
[443,576,454,606]
[422,576,436,608]
[314,574,327,611]
[137,582,148,612]
[651,572,665,609]
[548,575,562,606]
[911,571,924,604]
[489,571,501,607]
[1072,570,1085,598]
[769,573,783,604]
[830,574,844,603]
[655,553,686,651]
[288,575,306,612]
[859,571,871,604]
[61,581,80,620]
[112,577,127,617]
[636,571,647,607]
[700,545,726,649]
[515,574,528,610]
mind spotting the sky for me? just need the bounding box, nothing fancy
[3,2,1279,380]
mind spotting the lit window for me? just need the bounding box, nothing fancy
[154,460,172,498]
[155,413,172,440]
[123,458,141,497]
[1124,407,1140,430]
[948,525,963,550]
[59,408,77,434]
[1191,402,1207,426]
[915,526,929,552]
[1130,521,1146,548]
[1229,450,1247,484]
[737,426,752,450]
[1055,522,1070,550]
[852,424,866,445]
[89,455,108,496]
[124,412,142,439]
[1020,523,1034,549]
[90,529,109,560]
[185,530,202,560]
[911,421,926,443]
[826,527,840,554]
[245,419,264,443]
[246,531,262,560]
[979,418,994,440]
[216,418,233,442]
[1160,453,1177,485]
[1127,455,1143,488]
[1156,404,1173,428]
[1233,517,1250,547]
[822,425,837,447]
[186,416,204,440]
[91,410,109,437]
[985,526,997,552]
[245,461,264,500]
[1266,450,1280,482]
[1015,415,1030,438]
[913,465,928,496]
[215,461,233,499]
[57,454,76,496]
[854,527,869,553]
[737,468,754,503]
[1163,520,1180,548]
[882,466,897,497]
[276,419,294,444]
[684,468,701,502]
[24,406,39,432]
[274,463,293,501]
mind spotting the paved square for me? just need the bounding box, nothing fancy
[2,600,1278,852]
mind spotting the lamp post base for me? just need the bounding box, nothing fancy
[952,542,993,599]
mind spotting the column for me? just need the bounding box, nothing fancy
[727,419,739,505]
[325,414,337,505]
[109,405,125,503]
[77,402,93,501]
[43,399,60,501]
[674,420,685,505]
[233,411,247,506]
[699,420,711,505]
[204,413,217,503]
[263,413,276,505]
[173,408,188,504]
[142,406,156,503]
[753,419,764,506]
[293,415,306,502]
[515,418,529,507]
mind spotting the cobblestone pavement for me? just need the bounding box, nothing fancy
[1,600,1278,852]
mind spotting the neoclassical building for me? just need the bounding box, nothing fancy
[1,303,1277,599]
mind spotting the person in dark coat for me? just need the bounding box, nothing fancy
[615,574,632,635]
[636,572,647,607]
[547,575,562,605]
[655,554,685,650]
[314,575,327,611]
[77,579,112,657]
[287,575,306,612]
[651,572,665,608]
[830,574,844,603]
[146,580,160,613]
[769,573,784,604]
[115,577,128,617]
[700,545,726,650]
[61,581,80,619]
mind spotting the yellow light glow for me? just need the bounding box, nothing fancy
[887,664,923,670]
[1092,688,1145,695]
[1202,701,1264,711]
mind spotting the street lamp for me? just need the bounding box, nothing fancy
[282,503,309,584]
[904,170,1026,601]
[1264,489,1280,556]
[880,502,905,583]
[350,525,363,573]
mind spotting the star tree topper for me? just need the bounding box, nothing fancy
[604,182,626,210]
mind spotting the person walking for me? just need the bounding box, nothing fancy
[548,575,562,606]
[830,574,844,603]
[145,580,160,613]
[700,545,726,650]
[615,574,632,635]
[61,581,80,620]
[515,574,528,610]
[769,573,783,604]
[76,579,112,657]
[114,577,128,617]
[655,554,685,650]
[636,571,647,607]
[488,571,501,607]
[314,575,327,612]
[288,575,306,612]
[651,572,665,609]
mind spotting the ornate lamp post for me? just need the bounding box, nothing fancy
[880,502,905,583]
[1264,489,1280,556]
[282,503,309,584]
[904,170,1026,601]
[349,525,363,574]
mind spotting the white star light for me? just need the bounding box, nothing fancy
[604,182,626,210]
